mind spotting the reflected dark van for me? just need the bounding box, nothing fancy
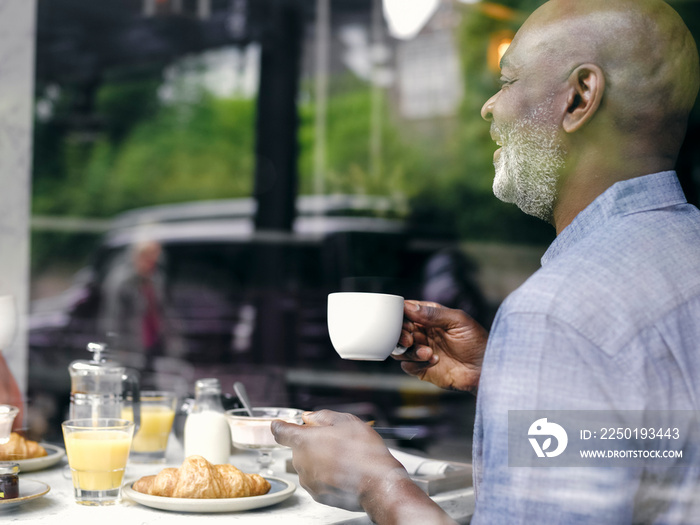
[28,195,484,440]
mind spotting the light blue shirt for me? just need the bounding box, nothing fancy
[472,172,700,524]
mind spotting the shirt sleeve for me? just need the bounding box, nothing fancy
[471,311,642,524]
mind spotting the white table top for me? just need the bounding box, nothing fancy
[4,438,475,524]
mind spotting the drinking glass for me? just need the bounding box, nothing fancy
[225,407,303,476]
[123,391,176,463]
[62,418,134,505]
[0,405,19,445]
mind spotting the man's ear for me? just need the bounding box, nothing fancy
[562,64,605,133]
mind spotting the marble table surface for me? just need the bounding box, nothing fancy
[3,438,475,524]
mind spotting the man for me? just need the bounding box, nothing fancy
[272,0,700,523]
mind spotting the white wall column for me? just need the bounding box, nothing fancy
[0,0,37,395]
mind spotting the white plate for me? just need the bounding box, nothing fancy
[0,479,50,511]
[15,444,65,473]
[123,476,295,513]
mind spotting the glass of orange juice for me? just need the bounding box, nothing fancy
[122,391,176,463]
[62,418,134,505]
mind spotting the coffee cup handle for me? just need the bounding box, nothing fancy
[391,345,408,356]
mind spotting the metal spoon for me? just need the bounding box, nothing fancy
[233,381,255,417]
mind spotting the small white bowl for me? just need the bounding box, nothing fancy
[225,408,303,449]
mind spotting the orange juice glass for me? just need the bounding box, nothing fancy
[122,390,176,463]
[62,418,134,505]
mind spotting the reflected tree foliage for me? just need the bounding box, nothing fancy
[48,0,700,270]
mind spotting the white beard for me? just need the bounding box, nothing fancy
[492,104,566,222]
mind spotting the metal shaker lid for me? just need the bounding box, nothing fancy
[68,342,125,377]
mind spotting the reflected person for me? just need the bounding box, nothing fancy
[101,240,182,371]
[272,0,700,523]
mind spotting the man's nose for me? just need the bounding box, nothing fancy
[481,93,497,121]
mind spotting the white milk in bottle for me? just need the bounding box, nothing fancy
[183,378,231,464]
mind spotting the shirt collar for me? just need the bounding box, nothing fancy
[541,171,687,266]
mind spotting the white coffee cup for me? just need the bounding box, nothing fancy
[327,292,407,361]
[0,295,17,351]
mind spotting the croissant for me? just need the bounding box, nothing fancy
[0,432,47,460]
[133,455,271,499]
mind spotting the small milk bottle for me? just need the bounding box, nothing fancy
[184,378,231,464]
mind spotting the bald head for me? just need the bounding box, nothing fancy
[482,0,700,230]
[518,0,699,155]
